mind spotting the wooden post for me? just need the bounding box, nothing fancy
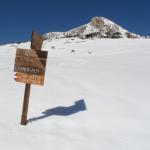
[20,83,31,125]
[20,31,44,125]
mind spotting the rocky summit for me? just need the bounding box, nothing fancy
[43,16,141,40]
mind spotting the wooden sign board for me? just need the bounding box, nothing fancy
[14,48,48,75]
[15,72,45,85]
[31,31,44,50]
[14,48,48,85]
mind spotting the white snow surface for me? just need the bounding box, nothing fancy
[0,38,150,150]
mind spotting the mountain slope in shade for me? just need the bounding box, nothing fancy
[44,16,141,40]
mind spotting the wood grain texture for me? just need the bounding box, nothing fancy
[15,72,44,85]
[31,31,44,50]
[14,48,48,75]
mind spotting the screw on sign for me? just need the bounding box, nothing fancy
[14,31,48,125]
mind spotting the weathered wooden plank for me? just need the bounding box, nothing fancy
[15,72,44,85]
[14,49,48,75]
[16,48,48,59]
[31,31,44,51]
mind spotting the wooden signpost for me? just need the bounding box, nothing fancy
[14,31,48,125]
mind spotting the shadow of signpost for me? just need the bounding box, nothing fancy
[28,99,87,123]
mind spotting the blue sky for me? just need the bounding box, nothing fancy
[0,0,149,44]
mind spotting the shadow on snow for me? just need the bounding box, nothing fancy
[28,99,87,123]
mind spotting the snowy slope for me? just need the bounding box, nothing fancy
[0,38,150,150]
[44,17,141,40]
[43,32,64,40]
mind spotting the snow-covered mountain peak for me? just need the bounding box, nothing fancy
[90,16,126,31]
[84,16,128,36]
[43,16,141,40]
